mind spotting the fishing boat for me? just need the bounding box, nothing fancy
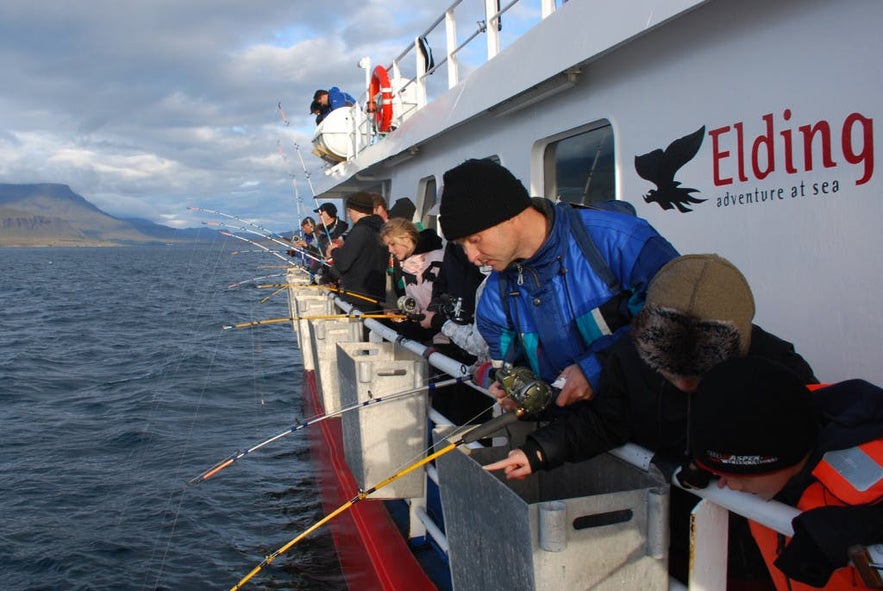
[239,0,883,589]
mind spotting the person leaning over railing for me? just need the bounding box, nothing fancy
[484,254,819,586]
[690,356,883,590]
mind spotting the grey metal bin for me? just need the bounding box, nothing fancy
[337,342,428,499]
[436,441,670,590]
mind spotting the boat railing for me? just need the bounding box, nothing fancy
[332,0,560,162]
[329,294,808,590]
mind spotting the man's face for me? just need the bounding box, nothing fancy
[318,210,333,225]
[302,221,314,236]
[318,93,329,106]
[456,222,519,271]
[714,471,791,500]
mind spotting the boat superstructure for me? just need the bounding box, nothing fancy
[269,1,883,589]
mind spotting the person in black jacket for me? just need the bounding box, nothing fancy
[326,192,387,308]
[484,254,818,586]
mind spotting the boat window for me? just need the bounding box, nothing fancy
[418,176,438,231]
[543,121,615,206]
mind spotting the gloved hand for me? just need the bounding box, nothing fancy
[470,361,496,389]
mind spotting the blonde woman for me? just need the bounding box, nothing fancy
[380,217,445,342]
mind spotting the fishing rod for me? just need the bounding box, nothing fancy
[229,408,525,591]
[189,206,298,252]
[188,376,467,486]
[218,232,296,268]
[205,220,328,268]
[229,249,269,256]
[257,286,287,305]
[260,283,383,306]
[222,312,406,331]
[277,102,335,253]
[294,284,385,305]
[276,134,309,236]
[227,273,287,290]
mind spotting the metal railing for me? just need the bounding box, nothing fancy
[326,0,560,164]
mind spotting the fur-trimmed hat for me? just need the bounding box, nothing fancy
[691,356,817,475]
[439,159,532,240]
[345,191,375,215]
[632,254,755,377]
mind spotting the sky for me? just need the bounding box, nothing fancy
[0,0,503,232]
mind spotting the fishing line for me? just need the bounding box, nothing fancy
[141,234,295,589]
[135,238,239,589]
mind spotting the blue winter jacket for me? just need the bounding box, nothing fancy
[475,199,678,389]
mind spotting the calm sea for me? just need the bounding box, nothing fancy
[0,244,346,591]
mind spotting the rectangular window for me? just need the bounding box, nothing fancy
[543,121,615,206]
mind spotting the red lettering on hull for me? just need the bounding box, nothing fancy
[710,110,874,187]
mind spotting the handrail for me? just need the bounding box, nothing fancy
[337,0,559,162]
[326,290,812,589]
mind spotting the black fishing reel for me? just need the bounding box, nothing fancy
[496,365,553,415]
[439,294,470,324]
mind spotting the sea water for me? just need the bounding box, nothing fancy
[0,244,345,590]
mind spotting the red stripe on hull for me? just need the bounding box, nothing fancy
[303,370,437,590]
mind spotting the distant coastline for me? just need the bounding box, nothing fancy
[0,183,218,247]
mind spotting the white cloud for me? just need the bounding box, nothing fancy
[0,0,457,230]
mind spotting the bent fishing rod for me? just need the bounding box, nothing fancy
[189,206,295,250]
[222,312,407,330]
[206,220,329,268]
[217,231,295,268]
[229,408,525,591]
[189,376,467,486]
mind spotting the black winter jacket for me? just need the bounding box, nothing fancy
[523,325,818,472]
[330,214,387,306]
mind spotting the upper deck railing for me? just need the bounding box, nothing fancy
[319,0,559,165]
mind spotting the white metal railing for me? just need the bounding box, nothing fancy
[329,293,818,591]
[325,0,560,164]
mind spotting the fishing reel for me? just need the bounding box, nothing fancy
[396,295,425,321]
[397,295,418,313]
[495,365,553,415]
[438,294,470,324]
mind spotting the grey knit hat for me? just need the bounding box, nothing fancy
[439,159,532,240]
[632,254,755,376]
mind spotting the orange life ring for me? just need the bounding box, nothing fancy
[368,66,394,133]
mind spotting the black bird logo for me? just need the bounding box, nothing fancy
[635,126,706,212]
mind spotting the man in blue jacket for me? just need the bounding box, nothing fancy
[439,158,679,408]
[310,87,356,125]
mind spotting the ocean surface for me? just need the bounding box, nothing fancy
[0,244,346,591]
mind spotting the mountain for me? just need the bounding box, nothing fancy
[0,183,218,247]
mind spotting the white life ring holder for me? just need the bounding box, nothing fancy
[368,66,394,133]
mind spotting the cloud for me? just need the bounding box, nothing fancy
[0,0,454,230]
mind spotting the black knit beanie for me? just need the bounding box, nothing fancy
[439,159,532,240]
[691,356,817,476]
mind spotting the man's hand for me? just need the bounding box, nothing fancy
[490,381,520,412]
[419,310,436,329]
[553,364,594,406]
[483,449,534,480]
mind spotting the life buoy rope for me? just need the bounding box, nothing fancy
[367,65,394,133]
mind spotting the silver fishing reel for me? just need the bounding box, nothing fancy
[496,365,553,414]
[397,295,418,313]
